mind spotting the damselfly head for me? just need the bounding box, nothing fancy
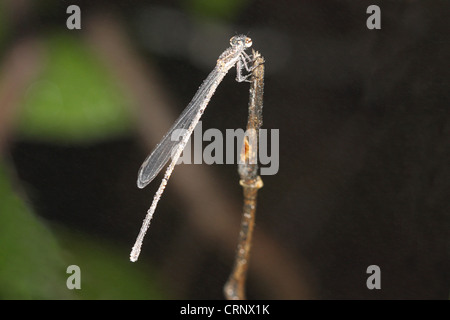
[230,35,252,48]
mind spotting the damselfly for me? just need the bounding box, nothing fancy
[130,35,254,262]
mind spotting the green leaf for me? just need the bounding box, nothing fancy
[0,163,73,299]
[0,161,166,299]
[18,33,133,143]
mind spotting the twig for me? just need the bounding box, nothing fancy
[224,50,265,300]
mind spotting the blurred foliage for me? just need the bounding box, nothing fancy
[0,2,6,48]
[0,162,72,299]
[17,33,133,144]
[0,162,165,299]
[55,228,166,300]
[184,0,249,20]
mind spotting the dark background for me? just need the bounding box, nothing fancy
[1,0,449,299]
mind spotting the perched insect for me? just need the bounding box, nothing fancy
[130,35,254,262]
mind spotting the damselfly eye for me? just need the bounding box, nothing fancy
[230,35,252,47]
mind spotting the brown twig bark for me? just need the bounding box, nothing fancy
[224,50,265,300]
